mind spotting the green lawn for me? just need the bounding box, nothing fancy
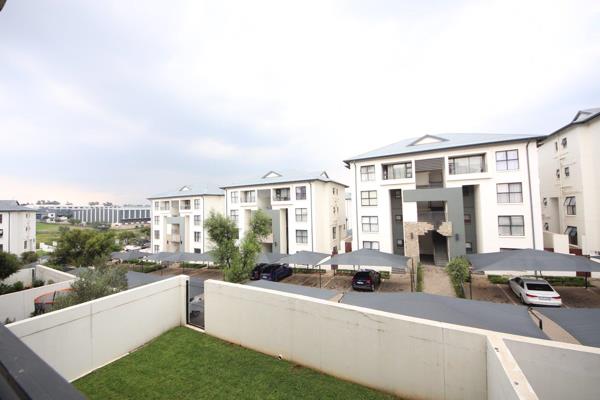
[36,222,146,247]
[74,327,396,400]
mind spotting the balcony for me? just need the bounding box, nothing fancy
[272,188,291,202]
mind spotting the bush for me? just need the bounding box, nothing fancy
[11,281,24,292]
[0,281,26,295]
[416,263,424,292]
[446,257,470,298]
[33,279,45,287]
[0,251,21,280]
[487,275,509,284]
[536,276,588,287]
[21,251,39,264]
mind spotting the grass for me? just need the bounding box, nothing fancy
[36,222,146,247]
[74,327,395,400]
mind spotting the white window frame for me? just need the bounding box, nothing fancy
[361,216,379,233]
[360,165,376,181]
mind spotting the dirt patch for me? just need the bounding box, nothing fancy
[422,265,455,297]
[466,275,514,304]
[323,275,353,292]
[379,273,411,292]
[558,286,600,308]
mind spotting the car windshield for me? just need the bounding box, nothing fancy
[526,283,553,291]
[355,272,370,279]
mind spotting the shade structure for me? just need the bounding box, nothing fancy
[110,250,146,262]
[247,280,337,300]
[538,308,600,348]
[318,248,408,272]
[341,292,547,340]
[146,252,180,263]
[147,251,215,263]
[256,252,286,264]
[277,251,330,266]
[467,249,600,273]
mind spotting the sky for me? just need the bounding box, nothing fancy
[1,0,599,204]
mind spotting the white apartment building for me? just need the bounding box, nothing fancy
[345,133,544,266]
[538,108,600,256]
[148,186,224,254]
[0,200,36,256]
[222,171,348,255]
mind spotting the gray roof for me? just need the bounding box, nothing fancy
[148,184,223,200]
[341,292,547,339]
[538,308,600,348]
[0,200,35,212]
[246,280,338,300]
[467,249,600,272]
[344,133,543,164]
[278,251,331,266]
[221,170,348,189]
[318,248,408,272]
[546,107,600,139]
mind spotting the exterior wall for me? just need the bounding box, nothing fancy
[225,180,347,255]
[7,275,188,381]
[150,195,224,253]
[539,118,600,255]
[350,139,542,255]
[0,210,36,256]
[59,205,151,225]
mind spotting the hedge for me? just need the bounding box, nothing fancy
[446,257,470,298]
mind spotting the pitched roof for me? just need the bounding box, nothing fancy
[344,132,543,164]
[148,185,223,200]
[545,107,600,139]
[221,170,347,189]
[0,200,35,212]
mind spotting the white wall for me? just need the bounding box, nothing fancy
[7,275,188,381]
[2,267,34,286]
[543,231,569,254]
[0,279,74,322]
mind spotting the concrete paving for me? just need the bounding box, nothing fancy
[421,264,456,297]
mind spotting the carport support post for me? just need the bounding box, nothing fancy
[469,270,473,299]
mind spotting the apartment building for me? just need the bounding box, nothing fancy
[345,133,544,266]
[0,200,36,256]
[148,186,224,254]
[222,171,348,255]
[538,108,600,256]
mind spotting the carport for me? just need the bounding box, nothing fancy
[278,251,331,287]
[341,292,547,339]
[256,252,287,264]
[247,280,338,301]
[537,308,600,348]
[466,249,600,298]
[110,250,146,262]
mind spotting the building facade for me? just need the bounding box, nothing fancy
[149,186,225,254]
[538,108,600,256]
[345,133,544,266]
[223,171,348,255]
[0,201,36,256]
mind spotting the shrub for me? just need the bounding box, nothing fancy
[21,251,39,264]
[446,257,470,298]
[536,276,587,287]
[416,263,424,292]
[33,279,45,287]
[487,275,509,284]
[0,251,21,280]
[292,267,326,274]
[11,281,24,292]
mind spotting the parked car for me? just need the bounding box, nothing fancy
[352,270,381,292]
[260,263,293,282]
[250,263,269,280]
[509,277,562,306]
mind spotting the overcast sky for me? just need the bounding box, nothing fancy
[1,0,599,204]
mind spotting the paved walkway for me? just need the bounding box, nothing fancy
[422,264,456,297]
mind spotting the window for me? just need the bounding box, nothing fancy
[498,216,525,236]
[361,191,377,206]
[360,165,376,181]
[230,210,239,223]
[231,191,239,204]
[273,188,290,201]
[562,137,567,148]
[194,199,201,209]
[295,208,308,222]
[154,201,159,210]
[556,169,560,179]
[24,240,27,249]
[496,183,523,203]
[395,214,402,223]
[449,154,485,174]
[363,241,380,250]
[555,142,558,151]
[296,186,306,200]
[361,216,379,232]
[393,190,402,199]
[543,198,548,207]
[0,214,2,224]
[154,216,160,225]
[564,196,576,215]
[396,239,404,247]
[154,230,160,240]
[194,248,202,253]
[0,229,3,238]
[332,227,337,240]
[382,162,412,180]
[160,201,170,210]
[495,150,519,171]
[464,214,472,224]
[194,232,201,242]
[194,215,202,226]
[154,245,159,252]
[565,226,578,245]
[242,191,256,203]
[296,229,308,244]
[564,166,570,177]
[181,200,191,210]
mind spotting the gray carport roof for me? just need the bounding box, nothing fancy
[257,252,286,264]
[246,280,338,300]
[538,308,600,348]
[110,251,146,262]
[146,251,213,263]
[467,249,600,272]
[278,251,330,266]
[318,248,409,272]
[340,292,547,339]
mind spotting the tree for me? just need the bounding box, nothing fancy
[68,218,81,225]
[205,210,271,283]
[20,251,39,264]
[50,229,119,267]
[52,266,128,311]
[0,251,21,280]
[117,230,137,245]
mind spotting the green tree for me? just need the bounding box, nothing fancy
[20,251,39,264]
[52,266,128,311]
[0,251,21,280]
[204,212,239,269]
[51,229,119,267]
[117,230,137,246]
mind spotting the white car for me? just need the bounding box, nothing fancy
[509,277,562,306]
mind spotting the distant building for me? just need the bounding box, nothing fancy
[538,108,600,256]
[0,200,36,256]
[39,204,151,225]
[222,171,348,255]
[148,185,225,254]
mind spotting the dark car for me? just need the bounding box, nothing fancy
[260,263,293,282]
[250,263,269,280]
[352,270,381,291]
